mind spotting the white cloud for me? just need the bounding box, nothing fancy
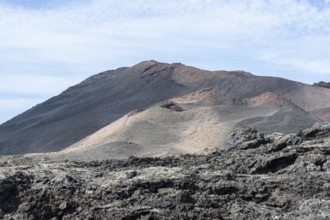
[0,0,329,72]
[0,0,330,122]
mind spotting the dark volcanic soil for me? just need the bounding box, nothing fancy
[1,124,330,219]
[1,60,329,155]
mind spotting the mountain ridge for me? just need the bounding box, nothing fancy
[0,60,329,156]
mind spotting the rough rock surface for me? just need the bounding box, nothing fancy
[1,123,330,219]
[314,81,330,89]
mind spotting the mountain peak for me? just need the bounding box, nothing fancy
[0,61,329,155]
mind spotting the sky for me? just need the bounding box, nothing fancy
[0,0,330,124]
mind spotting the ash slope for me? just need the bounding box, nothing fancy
[0,60,330,155]
[61,91,318,160]
[1,124,330,219]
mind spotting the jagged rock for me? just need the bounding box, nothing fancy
[160,101,184,112]
[313,81,330,89]
[225,126,271,150]
[0,123,330,219]
[279,199,330,220]
[299,123,330,139]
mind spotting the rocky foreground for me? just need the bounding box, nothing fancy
[1,124,330,220]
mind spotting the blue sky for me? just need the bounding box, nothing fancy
[0,0,330,124]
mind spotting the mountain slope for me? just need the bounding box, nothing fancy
[57,90,317,160]
[0,60,329,155]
